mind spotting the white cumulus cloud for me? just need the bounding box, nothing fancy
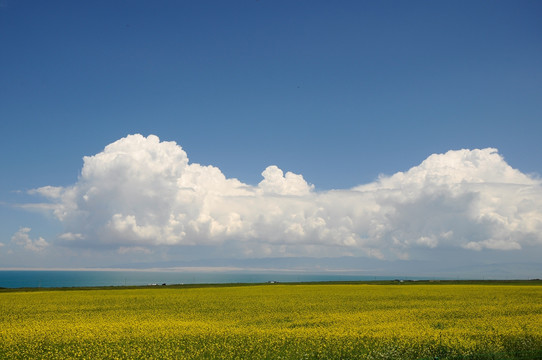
[29,134,542,259]
[11,227,50,252]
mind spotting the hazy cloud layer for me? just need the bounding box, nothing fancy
[31,134,542,259]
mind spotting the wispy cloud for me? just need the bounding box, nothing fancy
[27,134,542,259]
[11,227,50,252]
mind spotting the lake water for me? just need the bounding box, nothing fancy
[0,270,400,289]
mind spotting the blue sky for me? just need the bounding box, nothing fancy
[1,1,541,275]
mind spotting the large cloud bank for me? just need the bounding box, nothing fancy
[32,134,542,259]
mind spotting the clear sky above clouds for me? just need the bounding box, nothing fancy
[1,1,541,275]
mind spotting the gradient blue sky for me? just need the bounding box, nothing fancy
[1,1,541,272]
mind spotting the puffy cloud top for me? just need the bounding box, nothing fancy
[259,165,313,196]
[359,148,536,191]
[32,134,542,259]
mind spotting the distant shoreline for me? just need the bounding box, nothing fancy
[1,279,541,293]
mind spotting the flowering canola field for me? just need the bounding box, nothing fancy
[1,283,541,359]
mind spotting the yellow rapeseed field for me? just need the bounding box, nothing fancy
[0,283,541,359]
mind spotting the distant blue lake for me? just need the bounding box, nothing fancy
[0,270,401,289]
